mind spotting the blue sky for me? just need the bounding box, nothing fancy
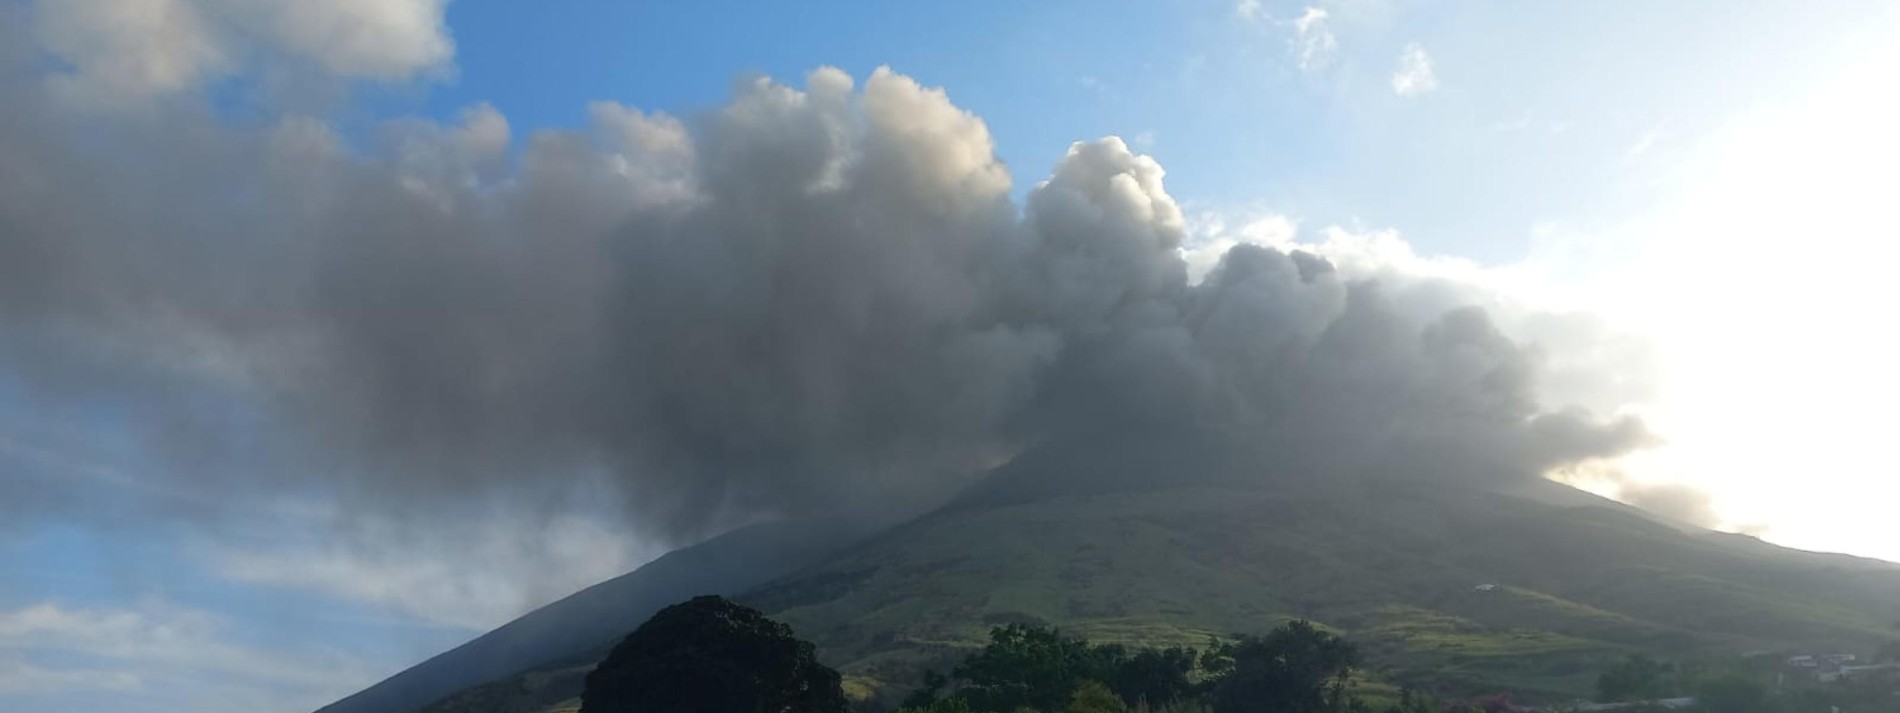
[3,1,1898,711]
[389,0,1878,262]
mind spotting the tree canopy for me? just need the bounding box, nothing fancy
[1201,621,1360,713]
[580,595,847,713]
[578,604,1896,713]
[902,621,1359,713]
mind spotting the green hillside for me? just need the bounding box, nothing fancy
[415,463,1900,713]
[746,480,1899,703]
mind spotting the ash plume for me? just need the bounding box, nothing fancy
[1,38,1653,553]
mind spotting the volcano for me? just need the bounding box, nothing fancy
[318,435,1900,713]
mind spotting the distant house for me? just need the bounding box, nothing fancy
[1787,652,1889,682]
[1820,662,1900,682]
[1787,653,1857,670]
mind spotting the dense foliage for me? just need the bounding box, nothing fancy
[580,595,847,713]
[1584,652,1900,713]
[578,596,1900,713]
[900,621,1384,713]
[1202,622,1360,713]
[929,624,1201,713]
[901,626,1900,713]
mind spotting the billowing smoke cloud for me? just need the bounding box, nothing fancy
[0,9,1654,561]
[1617,482,1720,529]
[30,0,451,104]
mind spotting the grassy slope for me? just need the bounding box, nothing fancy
[744,480,1900,704]
[418,477,1900,713]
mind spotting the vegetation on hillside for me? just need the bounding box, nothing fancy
[572,596,1900,713]
[751,483,1900,703]
[579,596,848,713]
[421,479,1900,713]
[1587,652,1900,713]
[896,621,1473,713]
[898,626,1900,713]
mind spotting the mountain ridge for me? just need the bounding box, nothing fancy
[321,440,1900,713]
[314,514,887,713]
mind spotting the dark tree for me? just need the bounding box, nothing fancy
[1106,646,1199,707]
[951,625,1121,713]
[1202,621,1360,713]
[907,626,1199,713]
[580,595,847,713]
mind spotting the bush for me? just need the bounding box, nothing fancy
[580,595,847,713]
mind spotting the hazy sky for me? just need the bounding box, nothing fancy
[2,1,1897,712]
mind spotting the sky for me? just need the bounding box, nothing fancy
[3,1,1899,711]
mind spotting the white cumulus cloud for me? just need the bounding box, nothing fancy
[1290,7,1338,73]
[262,0,453,80]
[29,0,454,103]
[1391,42,1437,96]
[33,0,230,100]
[1235,3,1335,74]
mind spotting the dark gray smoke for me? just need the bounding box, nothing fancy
[1,47,1653,552]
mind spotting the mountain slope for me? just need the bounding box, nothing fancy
[748,478,1899,701]
[332,440,1900,713]
[315,515,884,713]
